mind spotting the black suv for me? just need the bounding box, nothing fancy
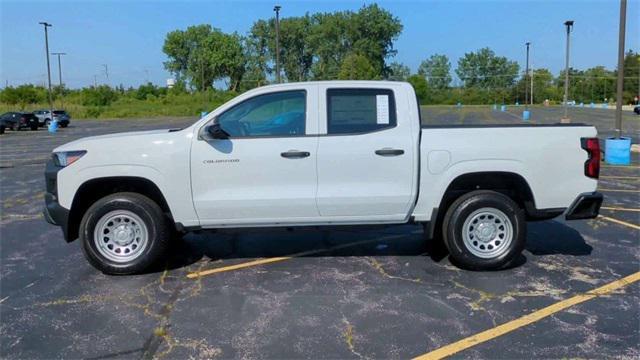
[0,112,39,134]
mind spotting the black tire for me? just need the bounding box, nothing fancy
[79,192,170,275]
[442,190,525,270]
[60,123,68,128]
[0,125,4,134]
[30,124,38,131]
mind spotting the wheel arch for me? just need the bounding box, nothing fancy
[426,171,552,240]
[67,176,173,242]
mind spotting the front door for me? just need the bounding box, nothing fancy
[191,88,320,225]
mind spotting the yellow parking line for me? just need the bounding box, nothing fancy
[600,176,639,180]
[598,215,640,230]
[413,271,640,360]
[598,188,640,193]
[601,165,640,169]
[600,206,640,212]
[187,234,406,279]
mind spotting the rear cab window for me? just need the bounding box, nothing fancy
[326,88,396,135]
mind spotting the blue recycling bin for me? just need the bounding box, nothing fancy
[605,137,631,165]
[492,104,497,110]
[500,105,507,112]
[601,103,608,109]
[456,102,462,108]
[522,110,530,121]
[590,103,595,108]
[48,119,58,133]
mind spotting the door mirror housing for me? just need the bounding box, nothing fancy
[204,123,230,140]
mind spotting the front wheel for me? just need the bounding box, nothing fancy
[442,190,525,270]
[79,192,170,275]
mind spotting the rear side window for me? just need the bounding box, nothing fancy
[327,89,396,135]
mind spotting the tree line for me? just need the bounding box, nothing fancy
[2,3,639,111]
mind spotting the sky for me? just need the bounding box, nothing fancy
[1,0,639,89]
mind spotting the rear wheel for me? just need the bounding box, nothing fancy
[442,190,525,270]
[0,125,5,134]
[30,124,38,131]
[79,192,170,275]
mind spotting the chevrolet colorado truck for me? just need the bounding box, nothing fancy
[44,81,603,274]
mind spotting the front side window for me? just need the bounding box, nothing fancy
[327,89,396,135]
[216,90,306,137]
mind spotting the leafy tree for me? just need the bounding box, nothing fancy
[456,48,519,89]
[338,53,379,80]
[407,74,428,102]
[418,54,451,89]
[622,50,639,103]
[163,25,245,91]
[387,62,410,81]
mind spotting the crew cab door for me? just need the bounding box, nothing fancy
[191,87,320,225]
[316,85,418,221]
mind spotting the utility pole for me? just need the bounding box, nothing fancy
[274,5,281,83]
[524,42,530,110]
[94,75,97,87]
[39,22,54,116]
[562,20,574,122]
[102,64,109,84]
[614,0,627,138]
[52,52,66,109]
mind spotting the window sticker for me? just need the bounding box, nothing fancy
[376,94,389,124]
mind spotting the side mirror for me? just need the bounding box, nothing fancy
[204,123,230,140]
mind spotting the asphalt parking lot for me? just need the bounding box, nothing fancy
[1,107,639,359]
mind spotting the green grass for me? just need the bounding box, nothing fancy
[0,92,237,119]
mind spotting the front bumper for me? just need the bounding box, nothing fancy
[565,192,603,220]
[43,158,72,241]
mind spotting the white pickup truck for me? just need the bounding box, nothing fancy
[44,81,603,274]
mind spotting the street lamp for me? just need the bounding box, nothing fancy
[274,5,281,84]
[39,22,53,116]
[561,20,574,122]
[51,52,66,108]
[524,43,530,106]
[614,0,627,138]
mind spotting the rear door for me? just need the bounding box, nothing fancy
[316,85,418,222]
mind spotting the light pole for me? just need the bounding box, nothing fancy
[524,42,530,109]
[39,22,53,115]
[614,0,627,138]
[274,5,281,83]
[562,20,574,122]
[52,52,66,108]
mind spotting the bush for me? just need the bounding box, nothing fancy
[81,85,119,106]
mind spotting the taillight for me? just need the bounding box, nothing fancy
[581,137,600,179]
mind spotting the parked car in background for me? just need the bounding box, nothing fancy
[0,112,39,133]
[33,109,71,127]
[634,105,640,115]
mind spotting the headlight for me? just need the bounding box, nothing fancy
[53,151,87,167]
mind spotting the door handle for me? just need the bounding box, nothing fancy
[375,148,404,156]
[281,150,310,159]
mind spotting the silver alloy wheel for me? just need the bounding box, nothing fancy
[93,210,149,263]
[461,207,513,259]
